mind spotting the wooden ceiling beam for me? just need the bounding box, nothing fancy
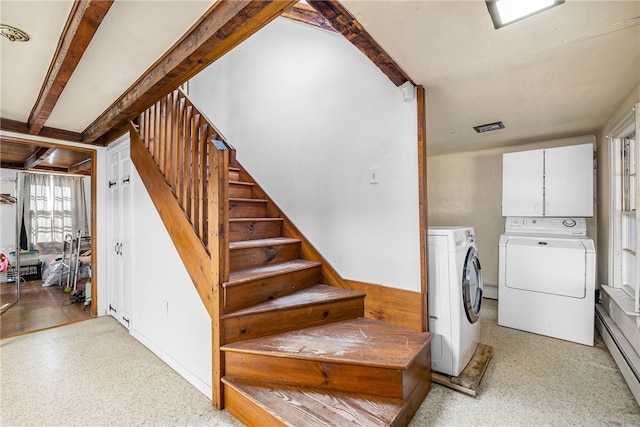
[306,0,413,87]
[27,0,114,135]
[23,146,56,169]
[82,0,298,146]
[281,3,336,32]
[1,118,83,142]
[68,157,92,174]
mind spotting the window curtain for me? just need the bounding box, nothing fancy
[22,173,89,253]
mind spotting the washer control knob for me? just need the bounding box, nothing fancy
[563,219,577,227]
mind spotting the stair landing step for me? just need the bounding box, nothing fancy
[222,284,365,319]
[222,317,431,369]
[226,259,321,287]
[229,237,300,250]
[223,376,407,427]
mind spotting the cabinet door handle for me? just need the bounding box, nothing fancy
[115,243,119,254]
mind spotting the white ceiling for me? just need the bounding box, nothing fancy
[1,0,638,155]
[0,0,215,131]
[343,0,640,154]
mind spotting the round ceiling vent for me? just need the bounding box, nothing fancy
[0,24,29,42]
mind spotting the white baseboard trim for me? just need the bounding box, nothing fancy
[130,328,212,400]
[595,304,640,406]
[483,284,498,300]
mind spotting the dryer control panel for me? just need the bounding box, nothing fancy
[504,217,586,235]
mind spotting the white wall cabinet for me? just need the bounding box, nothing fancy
[502,143,593,217]
[107,140,132,329]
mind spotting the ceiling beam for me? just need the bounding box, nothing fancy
[27,0,114,135]
[306,0,413,87]
[281,3,336,32]
[69,157,92,174]
[82,0,298,146]
[23,146,56,169]
[1,118,83,142]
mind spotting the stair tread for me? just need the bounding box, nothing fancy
[223,376,405,427]
[229,180,254,187]
[226,259,322,287]
[222,284,365,319]
[229,217,283,223]
[229,197,268,203]
[229,237,300,250]
[222,317,431,369]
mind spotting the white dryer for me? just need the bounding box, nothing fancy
[498,217,596,346]
[428,227,483,377]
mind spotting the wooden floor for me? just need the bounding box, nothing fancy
[0,279,92,338]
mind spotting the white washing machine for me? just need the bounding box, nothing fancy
[428,227,483,377]
[498,217,596,346]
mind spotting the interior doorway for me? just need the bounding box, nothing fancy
[0,137,97,338]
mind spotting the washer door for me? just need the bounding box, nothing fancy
[463,246,483,324]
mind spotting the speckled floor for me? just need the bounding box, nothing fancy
[1,299,638,426]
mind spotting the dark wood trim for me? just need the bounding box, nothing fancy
[416,85,428,333]
[90,148,97,317]
[28,0,114,135]
[307,0,413,87]
[281,3,335,32]
[345,279,422,332]
[83,0,298,146]
[1,118,83,142]
[23,147,56,169]
[0,134,94,152]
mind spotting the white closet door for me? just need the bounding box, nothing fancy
[120,155,132,329]
[502,149,544,216]
[545,144,593,217]
[108,149,123,322]
[107,141,132,329]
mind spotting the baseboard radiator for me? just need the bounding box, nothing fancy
[595,304,640,406]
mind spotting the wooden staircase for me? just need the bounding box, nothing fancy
[220,166,434,426]
[131,89,434,426]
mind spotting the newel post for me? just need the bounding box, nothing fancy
[208,140,230,410]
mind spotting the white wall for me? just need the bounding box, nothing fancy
[427,135,596,291]
[190,18,421,292]
[129,164,212,398]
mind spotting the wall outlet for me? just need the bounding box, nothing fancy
[369,167,379,184]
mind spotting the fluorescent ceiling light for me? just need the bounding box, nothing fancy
[486,0,564,29]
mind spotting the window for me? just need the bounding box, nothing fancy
[610,104,639,313]
[22,173,89,253]
[486,0,564,29]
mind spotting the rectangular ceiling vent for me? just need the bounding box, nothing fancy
[474,121,505,133]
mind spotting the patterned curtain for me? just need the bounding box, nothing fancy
[22,173,89,253]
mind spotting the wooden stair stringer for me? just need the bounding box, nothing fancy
[236,162,349,290]
[130,125,214,317]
